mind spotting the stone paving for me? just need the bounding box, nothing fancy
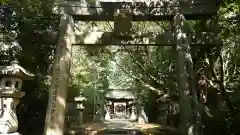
[67,119,179,135]
[104,120,140,130]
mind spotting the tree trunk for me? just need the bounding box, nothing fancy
[43,14,74,135]
[219,54,236,117]
[172,13,194,135]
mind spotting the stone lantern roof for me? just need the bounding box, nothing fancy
[0,60,35,80]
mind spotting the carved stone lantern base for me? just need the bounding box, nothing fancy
[0,91,25,134]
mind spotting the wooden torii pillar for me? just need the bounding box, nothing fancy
[173,12,191,134]
[44,14,74,135]
[172,12,200,135]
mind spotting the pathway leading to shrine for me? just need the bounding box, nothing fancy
[67,120,180,135]
[67,90,180,135]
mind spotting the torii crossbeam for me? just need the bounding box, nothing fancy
[58,0,221,21]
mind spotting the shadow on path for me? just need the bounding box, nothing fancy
[66,120,180,135]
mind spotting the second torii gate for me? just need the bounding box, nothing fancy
[43,0,221,135]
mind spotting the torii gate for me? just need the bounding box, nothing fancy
[43,0,221,135]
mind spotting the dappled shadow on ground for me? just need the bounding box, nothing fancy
[66,121,180,135]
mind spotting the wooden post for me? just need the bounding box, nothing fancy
[172,12,192,135]
[184,21,201,135]
[44,14,74,135]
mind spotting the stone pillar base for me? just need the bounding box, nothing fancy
[0,132,21,135]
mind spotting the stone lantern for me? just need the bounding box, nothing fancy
[130,102,137,121]
[74,91,86,125]
[0,60,34,135]
[98,90,105,121]
[104,101,111,121]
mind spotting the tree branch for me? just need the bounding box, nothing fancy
[204,52,237,117]
[201,75,219,89]
[219,54,237,117]
[107,22,114,32]
[104,50,164,96]
[114,60,164,96]
[143,46,158,71]
[154,21,168,31]
[122,46,163,86]
[225,64,237,84]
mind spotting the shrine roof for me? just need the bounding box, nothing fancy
[0,60,35,80]
[105,90,135,100]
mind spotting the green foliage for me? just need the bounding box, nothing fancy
[1,0,59,134]
[190,1,240,134]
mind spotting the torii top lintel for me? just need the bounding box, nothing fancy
[59,0,222,21]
